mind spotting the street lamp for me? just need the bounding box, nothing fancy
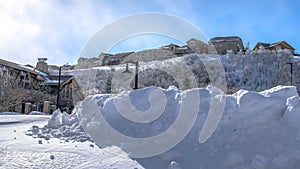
[122,61,139,90]
[287,62,293,86]
[56,66,61,110]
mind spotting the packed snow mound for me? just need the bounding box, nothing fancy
[29,111,49,115]
[77,85,300,169]
[27,109,91,143]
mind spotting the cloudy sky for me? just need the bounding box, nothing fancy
[0,0,299,66]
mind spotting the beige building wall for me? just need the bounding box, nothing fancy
[186,38,209,54]
[123,49,177,63]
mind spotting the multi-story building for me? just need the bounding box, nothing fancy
[208,36,244,54]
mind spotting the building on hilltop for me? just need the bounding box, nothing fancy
[161,43,194,56]
[208,36,244,54]
[174,45,193,56]
[127,49,177,62]
[101,52,134,66]
[253,41,295,53]
[160,44,180,53]
[186,38,209,54]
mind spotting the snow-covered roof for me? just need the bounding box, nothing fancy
[209,36,242,42]
[0,58,39,75]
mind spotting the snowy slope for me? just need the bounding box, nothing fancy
[72,49,300,97]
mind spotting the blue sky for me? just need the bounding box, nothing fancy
[0,0,299,65]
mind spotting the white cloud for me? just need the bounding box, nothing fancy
[109,34,184,54]
[0,0,116,65]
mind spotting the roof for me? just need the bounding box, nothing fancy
[177,45,191,50]
[209,36,242,42]
[254,41,295,51]
[161,43,180,48]
[255,42,271,48]
[0,58,39,76]
[186,38,208,43]
[108,52,134,59]
[44,75,73,85]
[270,41,295,50]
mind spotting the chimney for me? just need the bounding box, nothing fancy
[36,58,49,74]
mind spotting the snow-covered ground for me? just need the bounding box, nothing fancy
[2,85,300,168]
[0,115,143,168]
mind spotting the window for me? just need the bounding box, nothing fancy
[276,46,282,51]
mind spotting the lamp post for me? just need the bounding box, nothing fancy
[56,66,61,110]
[122,61,139,90]
[287,62,293,85]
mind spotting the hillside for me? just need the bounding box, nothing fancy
[73,49,299,97]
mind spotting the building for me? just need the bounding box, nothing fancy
[75,57,103,69]
[36,59,84,112]
[174,45,193,56]
[102,52,134,66]
[186,38,209,54]
[253,41,295,53]
[0,58,85,113]
[208,36,244,54]
[0,58,45,90]
[160,44,180,53]
[36,58,49,73]
[160,43,193,56]
[0,58,48,113]
[124,49,177,62]
[60,77,84,112]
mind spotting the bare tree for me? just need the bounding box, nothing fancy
[0,69,28,112]
[0,69,56,112]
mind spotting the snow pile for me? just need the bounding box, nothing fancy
[26,109,91,143]
[77,85,300,169]
[29,111,48,115]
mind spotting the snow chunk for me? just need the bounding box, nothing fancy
[168,161,182,169]
[27,109,91,143]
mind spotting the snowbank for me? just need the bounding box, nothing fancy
[28,85,300,168]
[77,85,300,169]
